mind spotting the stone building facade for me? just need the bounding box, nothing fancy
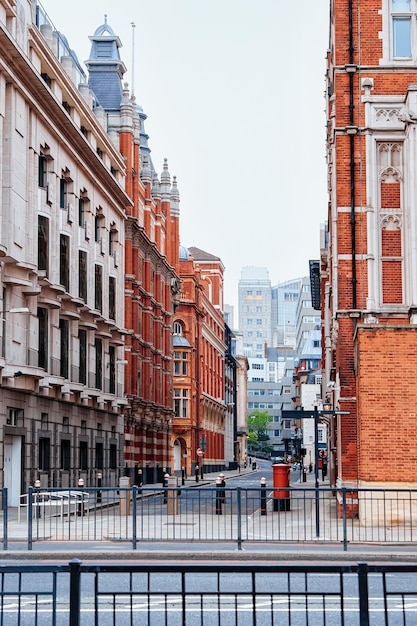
[0,1,131,504]
[0,0,182,505]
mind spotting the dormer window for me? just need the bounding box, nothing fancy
[173,321,183,335]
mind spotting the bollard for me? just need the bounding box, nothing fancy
[219,473,226,503]
[77,478,85,516]
[138,469,143,489]
[34,479,41,519]
[181,466,185,486]
[163,473,169,504]
[302,467,307,483]
[260,476,267,515]
[195,464,199,483]
[215,476,223,515]
[97,472,102,503]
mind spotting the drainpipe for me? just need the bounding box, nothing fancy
[348,0,357,310]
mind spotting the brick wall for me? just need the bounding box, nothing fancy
[356,327,417,483]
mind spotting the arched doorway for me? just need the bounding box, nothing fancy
[173,439,182,472]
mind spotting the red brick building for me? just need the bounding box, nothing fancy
[87,21,181,485]
[323,1,417,512]
[172,247,226,477]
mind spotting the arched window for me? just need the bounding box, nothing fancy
[173,321,183,335]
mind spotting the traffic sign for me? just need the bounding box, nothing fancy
[196,448,204,456]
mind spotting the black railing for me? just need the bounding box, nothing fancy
[1,560,417,624]
[0,488,7,550]
[6,485,417,551]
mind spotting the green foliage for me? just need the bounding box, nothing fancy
[247,432,258,444]
[248,410,271,434]
[247,410,271,451]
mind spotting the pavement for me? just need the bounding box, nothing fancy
[2,463,417,563]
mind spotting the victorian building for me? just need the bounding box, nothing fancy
[323,0,417,518]
[0,0,182,507]
[171,246,226,476]
[0,1,130,505]
[85,18,181,485]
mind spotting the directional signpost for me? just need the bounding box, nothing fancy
[282,408,349,538]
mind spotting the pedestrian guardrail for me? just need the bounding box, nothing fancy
[18,490,88,522]
[1,560,417,624]
[4,485,417,550]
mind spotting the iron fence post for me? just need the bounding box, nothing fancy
[237,487,242,550]
[28,486,33,551]
[3,488,7,551]
[314,406,320,538]
[342,488,348,551]
[69,559,82,626]
[132,486,137,550]
[2,487,9,550]
[357,562,370,626]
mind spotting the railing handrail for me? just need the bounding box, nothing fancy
[0,559,416,625]
[4,484,417,551]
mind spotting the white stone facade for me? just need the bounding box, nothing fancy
[0,1,129,503]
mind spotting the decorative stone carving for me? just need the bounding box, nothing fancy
[380,166,402,183]
[380,213,402,230]
[376,108,402,124]
[398,106,417,124]
[363,314,379,324]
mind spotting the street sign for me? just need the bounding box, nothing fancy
[196,448,204,457]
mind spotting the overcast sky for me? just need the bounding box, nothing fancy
[39,0,329,316]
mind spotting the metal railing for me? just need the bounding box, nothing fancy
[1,560,417,625]
[0,488,7,550]
[5,485,417,550]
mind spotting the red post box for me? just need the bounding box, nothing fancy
[272,463,290,511]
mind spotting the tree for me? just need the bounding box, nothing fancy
[247,410,272,453]
[247,431,259,448]
[248,410,271,436]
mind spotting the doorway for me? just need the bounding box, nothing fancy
[173,439,181,473]
[4,435,22,507]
